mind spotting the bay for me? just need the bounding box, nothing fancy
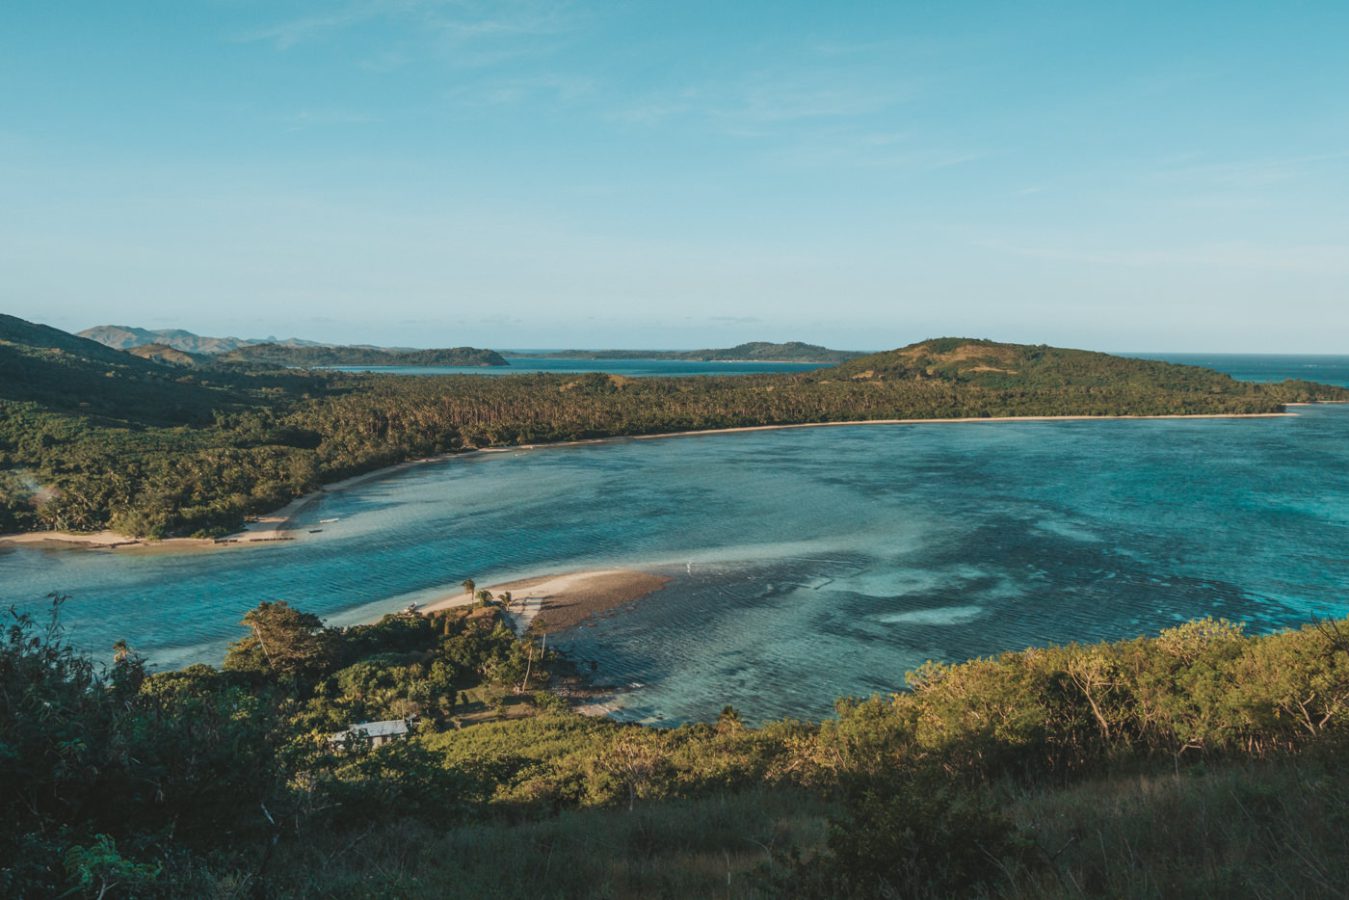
[4,398,1347,724]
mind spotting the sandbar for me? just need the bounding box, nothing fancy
[417,568,670,633]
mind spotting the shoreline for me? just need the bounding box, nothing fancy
[414,568,671,635]
[410,567,671,719]
[0,408,1310,553]
[0,454,455,554]
[502,356,843,365]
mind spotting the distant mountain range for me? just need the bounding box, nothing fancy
[78,326,861,367]
[514,341,865,363]
[78,325,506,368]
[77,325,325,355]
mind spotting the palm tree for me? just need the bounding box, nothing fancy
[498,590,513,610]
[461,578,476,600]
[476,589,494,606]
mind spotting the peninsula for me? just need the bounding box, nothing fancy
[2,314,1344,541]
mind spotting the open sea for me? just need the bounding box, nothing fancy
[2,355,1347,724]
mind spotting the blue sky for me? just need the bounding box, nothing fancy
[2,1,1347,351]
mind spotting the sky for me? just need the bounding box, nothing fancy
[2,1,1347,352]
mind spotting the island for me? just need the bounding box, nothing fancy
[512,340,865,364]
[217,342,509,368]
[2,313,1344,540]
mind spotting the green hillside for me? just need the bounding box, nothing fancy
[126,343,207,367]
[2,316,1344,537]
[0,314,259,426]
[836,337,1251,390]
[5,596,1349,898]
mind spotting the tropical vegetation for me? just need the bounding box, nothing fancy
[4,315,1344,539]
[4,593,1349,897]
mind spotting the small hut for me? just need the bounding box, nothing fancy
[327,718,412,748]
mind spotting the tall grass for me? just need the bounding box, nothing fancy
[91,759,1349,898]
[1004,758,1349,898]
[259,789,831,899]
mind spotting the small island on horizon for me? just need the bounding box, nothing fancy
[507,340,867,364]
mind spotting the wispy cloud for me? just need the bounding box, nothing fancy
[238,0,576,53]
[728,73,915,127]
[238,5,373,50]
[446,72,596,107]
[613,66,919,133]
[278,108,380,129]
[601,54,986,174]
[764,129,985,172]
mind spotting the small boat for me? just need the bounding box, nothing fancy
[308,528,323,534]
[320,518,340,524]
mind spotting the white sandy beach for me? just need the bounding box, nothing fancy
[417,568,668,633]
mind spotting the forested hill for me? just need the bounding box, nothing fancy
[836,337,1267,391]
[0,314,279,426]
[218,343,509,368]
[517,340,863,363]
[126,343,207,367]
[2,316,1346,537]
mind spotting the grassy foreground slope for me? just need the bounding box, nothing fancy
[2,316,1345,536]
[4,595,1348,897]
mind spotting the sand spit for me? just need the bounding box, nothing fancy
[417,569,670,633]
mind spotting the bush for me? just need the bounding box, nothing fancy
[781,773,1033,898]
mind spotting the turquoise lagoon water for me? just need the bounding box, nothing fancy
[4,404,1348,724]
